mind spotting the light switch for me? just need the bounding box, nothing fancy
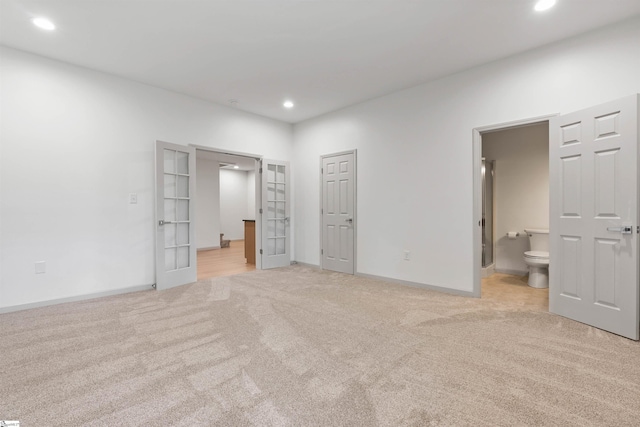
[129,193,138,204]
[35,261,46,274]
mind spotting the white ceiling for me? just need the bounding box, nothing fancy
[2,1,639,123]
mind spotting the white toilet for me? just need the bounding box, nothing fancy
[523,228,549,288]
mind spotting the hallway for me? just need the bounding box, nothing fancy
[197,240,255,280]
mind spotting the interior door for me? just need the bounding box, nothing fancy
[322,152,356,274]
[261,159,290,269]
[549,95,639,340]
[155,140,197,290]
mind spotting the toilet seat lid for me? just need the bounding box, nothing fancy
[525,251,549,259]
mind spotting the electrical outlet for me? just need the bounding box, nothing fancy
[35,261,46,274]
[403,251,411,261]
[129,193,138,204]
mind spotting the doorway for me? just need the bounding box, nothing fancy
[472,115,555,304]
[473,96,639,340]
[195,148,260,279]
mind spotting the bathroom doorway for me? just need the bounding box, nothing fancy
[472,115,555,307]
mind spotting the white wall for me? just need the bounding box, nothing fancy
[483,123,549,275]
[196,157,221,249]
[0,46,292,309]
[2,18,639,309]
[293,18,640,293]
[220,169,249,241]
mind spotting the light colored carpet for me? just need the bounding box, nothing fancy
[1,265,639,426]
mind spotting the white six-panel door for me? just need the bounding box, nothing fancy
[261,159,291,269]
[549,95,639,340]
[155,140,197,290]
[322,152,355,274]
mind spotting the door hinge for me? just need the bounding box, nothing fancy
[259,167,263,174]
[259,208,263,214]
[637,226,639,234]
[321,168,323,174]
[321,208,323,214]
[260,249,263,255]
[321,249,323,255]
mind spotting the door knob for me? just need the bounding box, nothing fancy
[607,226,632,234]
[345,218,353,223]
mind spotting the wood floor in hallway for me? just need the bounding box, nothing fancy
[197,240,255,280]
[481,272,549,311]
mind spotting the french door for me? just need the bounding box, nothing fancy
[261,159,291,269]
[155,140,197,290]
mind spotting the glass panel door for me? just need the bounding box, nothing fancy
[155,141,196,289]
[261,159,290,269]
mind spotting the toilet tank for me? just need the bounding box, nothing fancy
[524,228,549,252]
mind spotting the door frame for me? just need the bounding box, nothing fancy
[319,149,357,273]
[190,145,263,270]
[472,114,557,297]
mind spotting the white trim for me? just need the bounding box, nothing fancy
[292,261,321,269]
[472,113,558,298]
[197,246,221,251]
[321,149,358,158]
[319,150,357,274]
[356,272,475,298]
[255,160,262,270]
[189,144,262,161]
[495,268,528,276]
[0,284,154,314]
[481,264,495,278]
[319,156,323,269]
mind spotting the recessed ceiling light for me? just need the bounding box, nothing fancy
[233,165,239,169]
[283,101,294,109]
[32,17,56,30]
[534,0,556,12]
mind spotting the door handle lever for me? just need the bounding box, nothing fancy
[607,226,632,234]
[158,220,174,226]
[344,218,353,223]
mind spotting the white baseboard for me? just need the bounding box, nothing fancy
[0,284,154,314]
[290,263,474,297]
[495,268,528,276]
[355,272,475,298]
[481,264,495,278]
[197,246,221,251]
[291,261,321,269]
